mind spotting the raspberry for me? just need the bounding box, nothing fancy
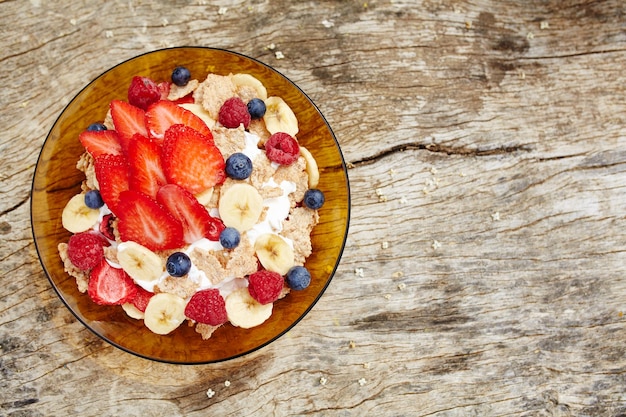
[184,289,228,326]
[67,232,108,270]
[248,270,284,305]
[264,132,300,165]
[99,214,116,241]
[127,76,161,111]
[218,97,251,129]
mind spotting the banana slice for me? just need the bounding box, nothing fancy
[254,233,295,276]
[263,96,299,137]
[179,103,216,130]
[218,183,264,232]
[61,193,101,233]
[143,293,186,335]
[195,187,214,207]
[122,302,144,320]
[117,241,164,283]
[225,288,273,329]
[231,73,268,100]
[299,146,320,188]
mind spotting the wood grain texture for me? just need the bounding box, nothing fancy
[2,0,626,415]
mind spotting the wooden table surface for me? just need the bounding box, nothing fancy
[3,1,626,415]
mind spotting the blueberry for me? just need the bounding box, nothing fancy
[171,66,191,86]
[219,227,241,249]
[286,266,311,290]
[87,122,107,131]
[166,252,191,277]
[84,190,104,209]
[247,98,266,119]
[225,152,253,180]
[303,189,325,209]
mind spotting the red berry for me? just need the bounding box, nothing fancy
[110,100,149,151]
[128,76,161,111]
[93,154,130,215]
[127,134,167,199]
[145,100,212,140]
[248,270,284,305]
[184,289,227,326]
[218,97,251,129]
[88,259,137,305]
[99,214,116,241]
[157,81,171,100]
[130,286,154,312]
[264,132,300,165]
[78,130,123,157]
[67,232,109,270]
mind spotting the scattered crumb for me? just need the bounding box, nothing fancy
[363,363,370,369]
[399,196,408,204]
[518,70,526,79]
[321,19,334,28]
[381,241,389,249]
[349,340,356,349]
[275,51,285,59]
[392,271,404,278]
[430,166,438,175]
[397,283,406,291]
[161,18,169,26]
[104,30,113,38]
[383,294,391,300]
[218,6,228,15]
[266,43,276,50]
[319,377,328,386]
[619,311,623,318]
[354,268,364,277]
[358,378,367,386]
[375,188,387,202]
[333,317,340,326]
[459,172,466,177]
[224,380,231,387]
[206,388,215,398]
[363,2,368,9]
[465,20,472,29]
[70,18,77,25]
[432,240,442,250]
[20,101,29,108]
[346,162,355,169]
[527,32,534,40]
[491,212,500,221]
[540,21,549,29]
[389,169,396,178]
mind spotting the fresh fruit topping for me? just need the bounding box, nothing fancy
[218,183,263,232]
[78,130,123,158]
[67,232,108,270]
[128,76,161,111]
[143,292,186,334]
[117,241,164,282]
[219,227,240,249]
[286,266,311,290]
[248,270,284,305]
[130,286,154,312]
[93,154,130,214]
[99,214,116,241]
[127,134,166,199]
[225,152,253,180]
[84,190,104,209]
[247,98,267,119]
[61,193,101,233]
[231,73,268,100]
[218,97,251,129]
[115,190,184,251]
[88,259,138,306]
[263,96,298,136]
[157,81,171,100]
[87,122,107,131]
[254,233,295,276]
[166,252,191,277]
[157,183,224,243]
[265,132,300,165]
[298,146,319,188]
[194,187,214,206]
[303,189,325,209]
[171,66,191,86]
[161,124,225,194]
[110,100,149,150]
[184,289,228,326]
[122,302,144,319]
[178,103,216,130]
[145,100,212,140]
[226,288,273,328]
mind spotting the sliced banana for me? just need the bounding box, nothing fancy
[254,233,295,276]
[299,146,320,188]
[225,287,273,329]
[117,241,164,283]
[179,103,216,130]
[143,293,186,335]
[263,96,299,137]
[195,187,214,206]
[122,302,144,320]
[61,193,101,233]
[218,183,264,232]
[231,73,268,100]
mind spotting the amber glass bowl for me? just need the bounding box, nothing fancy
[31,47,350,364]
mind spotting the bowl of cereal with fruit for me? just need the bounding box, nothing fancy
[31,47,350,364]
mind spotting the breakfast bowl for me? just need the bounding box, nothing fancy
[30,47,350,364]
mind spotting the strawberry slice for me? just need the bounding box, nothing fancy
[172,94,195,105]
[94,154,130,215]
[145,100,212,140]
[110,100,148,151]
[127,134,166,199]
[130,286,154,312]
[116,190,184,251]
[78,130,123,157]
[157,183,225,243]
[161,124,225,194]
[88,259,137,305]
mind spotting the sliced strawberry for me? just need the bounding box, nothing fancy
[156,183,224,243]
[127,134,166,199]
[110,100,148,151]
[93,154,130,215]
[145,100,212,140]
[130,286,154,312]
[116,190,184,251]
[88,259,137,305]
[161,124,225,194]
[172,94,195,105]
[157,81,171,100]
[78,130,123,157]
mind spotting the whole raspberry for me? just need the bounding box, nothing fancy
[248,270,284,305]
[218,97,251,129]
[264,132,300,165]
[184,289,228,326]
[67,232,108,270]
[128,76,161,110]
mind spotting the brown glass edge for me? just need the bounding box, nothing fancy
[29,46,351,365]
